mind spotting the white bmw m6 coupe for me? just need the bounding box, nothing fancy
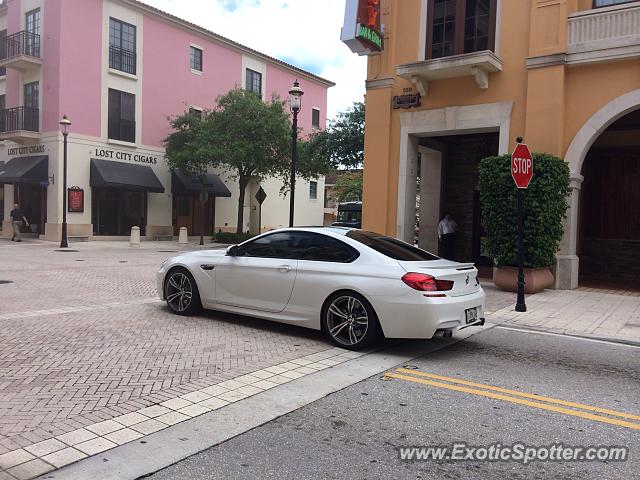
[157,227,486,350]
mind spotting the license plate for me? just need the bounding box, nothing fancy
[465,307,478,324]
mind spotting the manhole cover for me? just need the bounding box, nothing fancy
[0,280,13,285]
[55,249,79,253]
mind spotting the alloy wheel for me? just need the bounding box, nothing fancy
[326,295,369,346]
[165,272,193,313]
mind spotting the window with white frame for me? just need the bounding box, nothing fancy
[108,89,136,143]
[312,108,321,129]
[309,181,318,200]
[109,18,137,74]
[190,46,203,72]
[246,68,262,98]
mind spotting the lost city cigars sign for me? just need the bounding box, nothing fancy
[341,0,383,55]
[94,148,159,165]
[7,145,46,156]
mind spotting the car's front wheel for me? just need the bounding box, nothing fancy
[164,268,201,316]
[322,291,380,350]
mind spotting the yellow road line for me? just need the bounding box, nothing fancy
[386,372,640,431]
[395,368,640,422]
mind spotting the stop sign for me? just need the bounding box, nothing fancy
[512,143,533,189]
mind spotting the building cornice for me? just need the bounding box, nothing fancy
[365,77,395,90]
[118,0,336,88]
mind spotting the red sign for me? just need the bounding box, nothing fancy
[68,187,84,213]
[511,143,533,189]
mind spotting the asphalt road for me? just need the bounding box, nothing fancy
[146,327,640,480]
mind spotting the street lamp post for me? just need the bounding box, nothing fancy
[288,80,304,228]
[60,115,71,248]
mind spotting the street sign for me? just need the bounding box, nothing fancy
[255,187,267,205]
[512,143,533,189]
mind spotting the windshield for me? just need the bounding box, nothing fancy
[336,211,361,223]
[346,230,440,261]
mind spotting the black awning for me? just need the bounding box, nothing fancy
[0,155,48,185]
[90,159,165,193]
[172,170,231,197]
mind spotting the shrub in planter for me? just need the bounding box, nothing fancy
[479,153,570,292]
[213,231,254,244]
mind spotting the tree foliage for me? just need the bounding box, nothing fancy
[479,153,570,268]
[331,171,363,203]
[301,101,365,173]
[164,89,292,234]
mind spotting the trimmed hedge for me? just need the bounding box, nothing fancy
[479,153,570,268]
[213,231,255,244]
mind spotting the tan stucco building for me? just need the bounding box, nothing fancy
[361,0,640,289]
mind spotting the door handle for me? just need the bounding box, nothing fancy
[278,265,292,272]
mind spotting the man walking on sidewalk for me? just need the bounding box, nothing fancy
[10,203,29,242]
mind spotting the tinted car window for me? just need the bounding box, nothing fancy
[294,232,359,263]
[239,232,299,259]
[346,230,440,261]
[238,231,359,262]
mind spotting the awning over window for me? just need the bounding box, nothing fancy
[0,156,48,185]
[90,159,165,193]
[171,170,232,197]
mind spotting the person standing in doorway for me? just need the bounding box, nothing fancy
[438,214,458,260]
[10,203,29,242]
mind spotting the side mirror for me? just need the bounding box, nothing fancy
[226,245,239,257]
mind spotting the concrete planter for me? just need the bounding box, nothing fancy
[493,266,555,294]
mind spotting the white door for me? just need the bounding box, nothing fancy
[214,232,298,312]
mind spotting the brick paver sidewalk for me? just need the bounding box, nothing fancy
[483,283,640,343]
[0,240,333,479]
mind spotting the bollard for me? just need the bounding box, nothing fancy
[178,227,188,245]
[130,226,141,248]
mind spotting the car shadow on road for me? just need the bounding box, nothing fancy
[158,303,412,353]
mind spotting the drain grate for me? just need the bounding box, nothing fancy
[0,280,14,285]
[55,249,79,253]
[158,250,178,253]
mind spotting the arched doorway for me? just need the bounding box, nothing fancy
[578,108,640,289]
[556,90,640,290]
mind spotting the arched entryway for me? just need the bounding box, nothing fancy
[578,108,640,288]
[555,90,640,290]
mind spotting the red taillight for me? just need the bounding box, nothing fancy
[401,273,454,292]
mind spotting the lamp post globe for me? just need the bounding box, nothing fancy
[288,80,304,228]
[60,115,71,248]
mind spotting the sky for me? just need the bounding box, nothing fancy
[144,0,367,120]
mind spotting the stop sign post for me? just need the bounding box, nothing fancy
[512,138,532,312]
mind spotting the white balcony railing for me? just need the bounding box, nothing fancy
[567,2,640,63]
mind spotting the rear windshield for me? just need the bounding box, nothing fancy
[346,230,440,261]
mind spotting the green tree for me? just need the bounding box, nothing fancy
[331,171,363,203]
[300,101,365,174]
[164,89,292,234]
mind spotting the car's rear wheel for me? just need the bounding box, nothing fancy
[164,268,201,316]
[322,291,380,350]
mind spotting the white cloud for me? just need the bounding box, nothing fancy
[143,0,367,119]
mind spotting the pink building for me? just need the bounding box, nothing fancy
[0,0,333,240]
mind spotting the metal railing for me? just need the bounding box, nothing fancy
[109,45,136,75]
[0,106,39,133]
[0,31,41,60]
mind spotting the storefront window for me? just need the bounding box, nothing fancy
[92,188,146,236]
